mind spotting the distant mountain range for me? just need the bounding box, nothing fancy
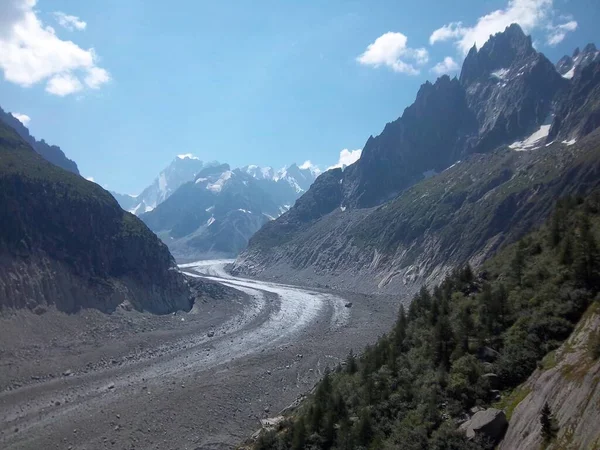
[233,25,600,293]
[122,160,319,261]
[110,155,218,215]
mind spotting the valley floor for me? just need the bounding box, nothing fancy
[0,261,398,450]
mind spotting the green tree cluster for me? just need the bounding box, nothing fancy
[253,194,600,450]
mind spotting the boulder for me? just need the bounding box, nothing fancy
[477,346,500,362]
[460,408,508,443]
[482,373,501,389]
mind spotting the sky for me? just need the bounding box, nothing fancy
[0,0,598,194]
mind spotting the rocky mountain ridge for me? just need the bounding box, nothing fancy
[234,25,600,293]
[0,120,191,314]
[0,106,79,175]
[556,43,600,79]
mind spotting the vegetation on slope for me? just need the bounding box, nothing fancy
[0,122,188,313]
[251,193,600,449]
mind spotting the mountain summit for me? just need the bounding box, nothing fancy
[233,25,600,293]
[556,43,600,79]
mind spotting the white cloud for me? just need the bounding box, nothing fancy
[46,73,83,96]
[429,0,577,54]
[84,66,110,88]
[53,12,86,31]
[546,20,577,46]
[299,160,322,175]
[431,57,460,75]
[11,112,30,125]
[0,0,110,95]
[328,149,362,170]
[429,22,466,45]
[357,32,429,75]
[85,176,95,182]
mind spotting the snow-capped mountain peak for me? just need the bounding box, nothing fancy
[112,155,217,214]
[242,162,318,195]
[177,153,200,160]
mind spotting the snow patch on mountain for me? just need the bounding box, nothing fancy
[509,124,551,151]
[491,68,509,80]
[207,171,232,193]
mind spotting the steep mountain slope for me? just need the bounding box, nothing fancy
[247,193,600,450]
[0,121,191,314]
[112,155,214,214]
[234,27,600,292]
[0,106,79,174]
[343,75,477,207]
[500,303,600,450]
[549,60,600,143]
[460,23,566,154]
[235,132,600,293]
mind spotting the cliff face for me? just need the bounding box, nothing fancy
[0,121,191,314]
[234,130,600,293]
[500,303,600,450]
[549,61,600,142]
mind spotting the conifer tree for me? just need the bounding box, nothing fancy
[540,402,556,442]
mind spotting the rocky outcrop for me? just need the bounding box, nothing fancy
[0,106,79,174]
[0,121,191,314]
[556,43,600,79]
[499,303,600,450]
[548,61,600,143]
[460,408,508,443]
[343,75,477,207]
[460,24,566,153]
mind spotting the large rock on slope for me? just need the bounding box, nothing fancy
[499,303,600,450]
[0,106,79,174]
[460,408,508,443]
[0,121,191,314]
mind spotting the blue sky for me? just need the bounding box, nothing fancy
[0,0,598,194]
